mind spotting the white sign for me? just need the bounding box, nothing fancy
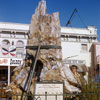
[0,58,23,66]
[34,82,64,100]
[0,58,10,66]
[10,58,23,66]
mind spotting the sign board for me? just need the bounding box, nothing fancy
[10,58,23,66]
[0,58,10,66]
[34,82,64,100]
[0,58,23,66]
[63,59,85,65]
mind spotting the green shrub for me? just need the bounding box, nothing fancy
[65,77,100,100]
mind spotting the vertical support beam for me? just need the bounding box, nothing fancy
[24,45,41,100]
[8,66,10,85]
[76,36,79,42]
[79,36,81,42]
[99,64,100,75]
[27,45,41,93]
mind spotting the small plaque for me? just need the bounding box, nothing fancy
[34,82,64,100]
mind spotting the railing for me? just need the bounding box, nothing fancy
[65,92,100,100]
[0,92,63,100]
[0,92,100,100]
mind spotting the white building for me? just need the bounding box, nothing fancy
[0,22,98,85]
[0,22,29,85]
[61,26,97,69]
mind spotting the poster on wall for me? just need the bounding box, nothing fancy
[1,44,16,56]
[34,82,64,100]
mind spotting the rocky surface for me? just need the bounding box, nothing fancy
[27,0,81,93]
[7,1,81,99]
[27,0,62,70]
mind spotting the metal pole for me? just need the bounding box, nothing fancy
[27,45,41,92]
[55,94,57,100]
[21,64,33,100]
[45,92,47,100]
[25,45,41,100]
[8,65,10,85]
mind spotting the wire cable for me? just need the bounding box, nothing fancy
[76,10,87,28]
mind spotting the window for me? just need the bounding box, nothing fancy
[2,40,10,47]
[68,37,76,42]
[0,69,8,82]
[16,40,24,48]
[1,40,10,56]
[81,44,88,52]
[16,40,24,58]
[80,37,88,42]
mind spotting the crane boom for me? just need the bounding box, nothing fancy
[66,8,86,28]
[66,8,77,27]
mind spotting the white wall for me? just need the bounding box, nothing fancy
[0,38,27,58]
[61,41,92,67]
[0,22,29,59]
[61,26,98,68]
[0,22,29,31]
[61,26,97,35]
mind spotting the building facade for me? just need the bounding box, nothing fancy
[0,22,98,85]
[0,22,29,85]
[61,26,98,70]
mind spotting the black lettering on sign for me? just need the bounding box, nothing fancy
[10,59,22,65]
